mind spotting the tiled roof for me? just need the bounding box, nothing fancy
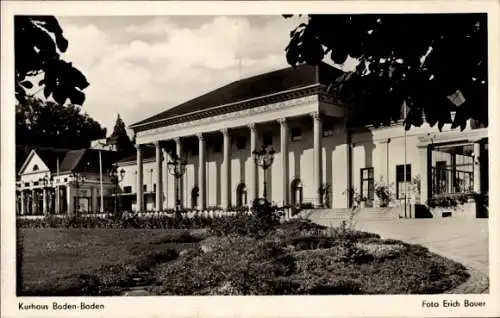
[130,62,343,131]
[17,146,126,175]
[59,149,121,173]
[16,146,70,174]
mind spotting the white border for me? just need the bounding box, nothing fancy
[2,1,499,317]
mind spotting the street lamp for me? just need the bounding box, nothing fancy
[71,172,86,214]
[252,145,275,202]
[109,166,125,215]
[167,153,187,215]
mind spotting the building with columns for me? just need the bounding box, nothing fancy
[122,62,488,216]
[16,147,120,216]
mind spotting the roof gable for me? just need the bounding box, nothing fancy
[130,62,343,131]
[18,150,50,175]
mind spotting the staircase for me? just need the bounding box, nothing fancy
[299,207,404,226]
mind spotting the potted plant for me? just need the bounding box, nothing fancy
[375,180,394,208]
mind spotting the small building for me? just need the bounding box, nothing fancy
[16,147,121,216]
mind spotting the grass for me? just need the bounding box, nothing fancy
[17,219,470,296]
[17,228,202,296]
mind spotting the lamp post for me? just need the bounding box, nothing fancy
[167,153,187,215]
[71,172,86,214]
[252,145,275,202]
[109,166,125,215]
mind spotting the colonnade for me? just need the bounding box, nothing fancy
[135,112,324,212]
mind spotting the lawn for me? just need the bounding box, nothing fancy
[17,216,470,296]
[17,228,203,296]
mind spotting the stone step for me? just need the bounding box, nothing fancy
[300,207,406,222]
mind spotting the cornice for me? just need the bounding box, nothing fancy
[136,93,320,139]
[135,85,322,133]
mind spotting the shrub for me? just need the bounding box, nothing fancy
[153,236,295,295]
[209,201,283,238]
[375,182,393,207]
[17,214,219,230]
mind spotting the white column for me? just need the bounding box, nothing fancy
[42,188,48,215]
[162,148,168,209]
[174,138,184,208]
[92,187,98,213]
[249,123,258,205]
[155,141,163,212]
[311,112,323,207]
[221,128,231,210]
[473,142,482,194]
[55,186,60,214]
[198,133,206,210]
[32,189,37,214]
[136,144,144,212]
[66,185,74,216]
[20,191,25,215]
[419,145,430,205]
[279,118,289,206]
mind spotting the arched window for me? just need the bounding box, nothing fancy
[191,186,199,209]
[291,178,303,209]
[236,183,247,207]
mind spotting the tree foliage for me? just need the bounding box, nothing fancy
[16,98,106,149]
[15,16,89,106]
[284,14,487,130]
[109,114,135,155]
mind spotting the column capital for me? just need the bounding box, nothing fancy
[221,128,230,136]
[248,123,256,132]
[278,118,288,127]
[196,133,205,140]
[310,111,321,121]
[135,144,142,150]
[154,140,162,147]
[174,137,181,143]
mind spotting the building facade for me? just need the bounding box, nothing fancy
[16,148,120,216]
[122,63,488,215]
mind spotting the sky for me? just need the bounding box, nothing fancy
[46,15,314,136]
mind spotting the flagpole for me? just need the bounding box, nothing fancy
[403,102,408,218]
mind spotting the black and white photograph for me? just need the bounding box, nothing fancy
[1,1,499,317]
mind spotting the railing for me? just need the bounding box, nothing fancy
[16,206,298,221]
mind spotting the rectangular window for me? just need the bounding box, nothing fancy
[322,123,334,137]
[433,160,448,195]
[33,181,39,186]
[360,168,374,203]
[213,140,222,153]
[191,146,199,156]
[143,185,147,192]
[396,164,412,199]
[153,184,156,193]
[24,182,30,187]
[291,127,302,142]
[123,186,132,193]
[236,136,247,150]
[263,131,273,146]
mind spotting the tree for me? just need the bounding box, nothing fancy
[16,98,106,149]
[15,16,89,106]
[109,114,135,155]
[284,14,487,130]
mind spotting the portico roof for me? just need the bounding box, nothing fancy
[130,62,344,132]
